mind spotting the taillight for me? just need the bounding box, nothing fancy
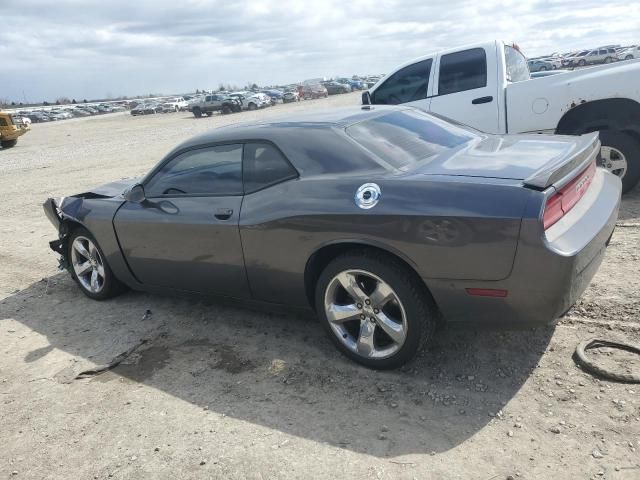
[543,161,596,230]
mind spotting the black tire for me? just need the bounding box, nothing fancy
[539,66,547,71]
[248,102,257,111]
[193,108,202,118]
[206,111,213,117]
[67,226,126,300]
[221,105,231,115]
[1,139,18,149]
[625,55,633,60]
[604,57,612,64]
[315,251,437,369]
[599,130,640,194]
[578,59,586,66]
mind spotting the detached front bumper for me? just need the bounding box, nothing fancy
[43,198,70,268]
[428,169,621,325]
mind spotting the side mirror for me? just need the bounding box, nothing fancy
[125,184,146,203]
[361,91,372,105]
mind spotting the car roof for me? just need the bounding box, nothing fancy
[176,105,408,148]
[159,106,420,176]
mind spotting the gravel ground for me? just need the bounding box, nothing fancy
[1,92,639,480]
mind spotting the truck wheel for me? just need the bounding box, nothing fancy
[604,57,612,64]
[248,103,257,111]
[625,55,633,60]
[193,108,202,118]
[221,105,231,115]
[1,139,18,149]
[598,130,640,194]
[578,59,586,66]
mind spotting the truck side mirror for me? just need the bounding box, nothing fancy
[362,91,372,105]
[125,184,146,203]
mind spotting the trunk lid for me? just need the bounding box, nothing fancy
[416,132,599,188]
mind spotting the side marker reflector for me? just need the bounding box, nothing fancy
[466,288,508,298]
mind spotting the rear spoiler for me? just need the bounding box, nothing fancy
[523,132,600,190]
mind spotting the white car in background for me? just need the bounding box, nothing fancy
[160,97,189,112]
[229,92,271,110]
[618,45,639,60]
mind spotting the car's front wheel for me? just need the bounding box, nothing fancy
[315,252,436,369]
[67,227,125,300]
[1,139,18,149]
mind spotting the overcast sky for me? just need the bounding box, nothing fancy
[2,0,638,102]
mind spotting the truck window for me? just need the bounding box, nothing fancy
[371,59,432,105]
[504,45,529,83]
[438,48,487,95]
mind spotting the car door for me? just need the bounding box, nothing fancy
[113,143,250,297]
[429,46,500,134]
[369,57,434,110]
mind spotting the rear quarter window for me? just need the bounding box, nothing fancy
[346,109,473,170]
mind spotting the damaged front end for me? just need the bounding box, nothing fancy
[43,192,113,270]
[43,197,74,270]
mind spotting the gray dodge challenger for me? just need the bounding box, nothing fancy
[43,106,621,368]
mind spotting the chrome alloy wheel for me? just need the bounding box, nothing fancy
[600,146,627,179]
[71,236,105,294]
[324,269,408,359]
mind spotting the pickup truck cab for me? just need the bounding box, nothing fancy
[363,40,640,192]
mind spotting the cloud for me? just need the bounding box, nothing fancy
[2,0,638,101]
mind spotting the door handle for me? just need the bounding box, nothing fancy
[214,208,233,220]
[472,96,493,105]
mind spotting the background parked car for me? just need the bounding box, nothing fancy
[322,81,351,95]
[261,90,284,104]
[282,90,300,103]
[302,83,328,99]
[570,48,618,66]
[618,45,639,60]
[527,59,555,72]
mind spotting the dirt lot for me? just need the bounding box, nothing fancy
[1,92,639,480]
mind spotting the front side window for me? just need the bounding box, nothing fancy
[145,144,243,197]
[504,45,530,83]
[243,143,297,192]
[438,48,487,95]
[371,59,432,105]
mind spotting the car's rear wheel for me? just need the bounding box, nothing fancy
[604,57,612,64]
[315,252,436,369]
[598,130,640,194]
[578,59,586,66]
[67,227,125,300]
[539,66,547,71]
[1,139,18,149]
[193,108,202,118]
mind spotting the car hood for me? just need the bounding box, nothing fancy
[414,132,599,186]
[77,178,140,198]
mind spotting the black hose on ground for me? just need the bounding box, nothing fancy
[574,338,640,383]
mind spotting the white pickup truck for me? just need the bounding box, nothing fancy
[362,40,640,192]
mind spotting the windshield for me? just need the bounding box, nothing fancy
[346,109,474,170]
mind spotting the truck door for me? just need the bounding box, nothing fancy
[429,47,501,134]
[369,58,434,111]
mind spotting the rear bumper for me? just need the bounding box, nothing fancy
[428,169,621,325]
